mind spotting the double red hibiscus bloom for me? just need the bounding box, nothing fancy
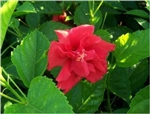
[47,25,115,93]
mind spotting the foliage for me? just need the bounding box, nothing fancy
[1,0,149,113]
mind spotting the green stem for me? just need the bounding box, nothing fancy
[101,12,107,29]
[1,41,17,56]
[2,68,26,103]
[0,92,22,104]
[93,0,104,16]
[88,1,94,17]
[8,29,19,37]
[9,77,27,100]
[106,71,112,113]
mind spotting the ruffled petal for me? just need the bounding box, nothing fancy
[68,25,94,49]
[55,30,69,43]
[86,70,105,83]
[81,35,101,48]
[98,39,116,52]
[47,42,67,70]
[56,61,71,81]
[57,73,82,93]
[70,60,89,76]
[85,49,95,61]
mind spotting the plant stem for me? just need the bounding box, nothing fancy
[88,1,94,17]
[1,41,17,56]
[2,68,26,103]
[107,88,112,113]
[93,0,104,16]
[9,77,27,100]
[0,92,22,104]
[101,12,108,29]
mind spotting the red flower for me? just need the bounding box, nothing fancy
[47,25,115,93]
[52,11,67,23]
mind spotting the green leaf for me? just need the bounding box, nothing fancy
[66,78,105,113]
[114,29,149,67]
[108,66,131,103]
[134,18,149,29]
[125,9,149,18]
[129,59,149,94]
[11,30,50,87]
[9,17,20,29]
[104,1,126,11]
[0,0,18,48]
[74,2,102,30]
[145,0,150,11]
[25,13,40,28]
[4,76,73,113]
[50,67,61,78]
[107,26,132,41]
[33,1,62,14]
[95,29,111,42]
[39,21,70,41]
[127,85,149,113]
[13,2,36,17]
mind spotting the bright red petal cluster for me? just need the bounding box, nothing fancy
[52,11,67,24]
[47,25,115,93]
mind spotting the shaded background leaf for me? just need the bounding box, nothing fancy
[74,1,102,30]
[127,85,149,113]
[66,78,105,113]
[39,21,70,41]
[108,66,131,104]
[13,1,36,17]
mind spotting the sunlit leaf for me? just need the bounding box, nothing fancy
[4,76,74,113]
[114,29,149,67]
[0,0,18,48]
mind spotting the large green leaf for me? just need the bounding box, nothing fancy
[13,2,36,17]
[129,59,149,94]
[11,30,49,87]
[39,21,70,41]
[33,1,62,14]
[95,29,111,42]
[125,9,149,18]
[4,76,73,113]
[74,2,102,30]
[108,66,131,103]
[134,18,149,29]
[0,0,18,48]
[127,85,149,113]
[114,29,149,67]
[66,78,105,113]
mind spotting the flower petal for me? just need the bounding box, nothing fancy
[56,61,71,81]
[85,49,95,61]
[68,25,94,49]
[86,70,105,83]
[81,35,101,48]
[98,39,116,52]
[70,60,89,76]
[55,30,69,43]
[57,73,82,93]
[47,42,67,70]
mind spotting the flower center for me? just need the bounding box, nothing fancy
[76,49,87,62]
